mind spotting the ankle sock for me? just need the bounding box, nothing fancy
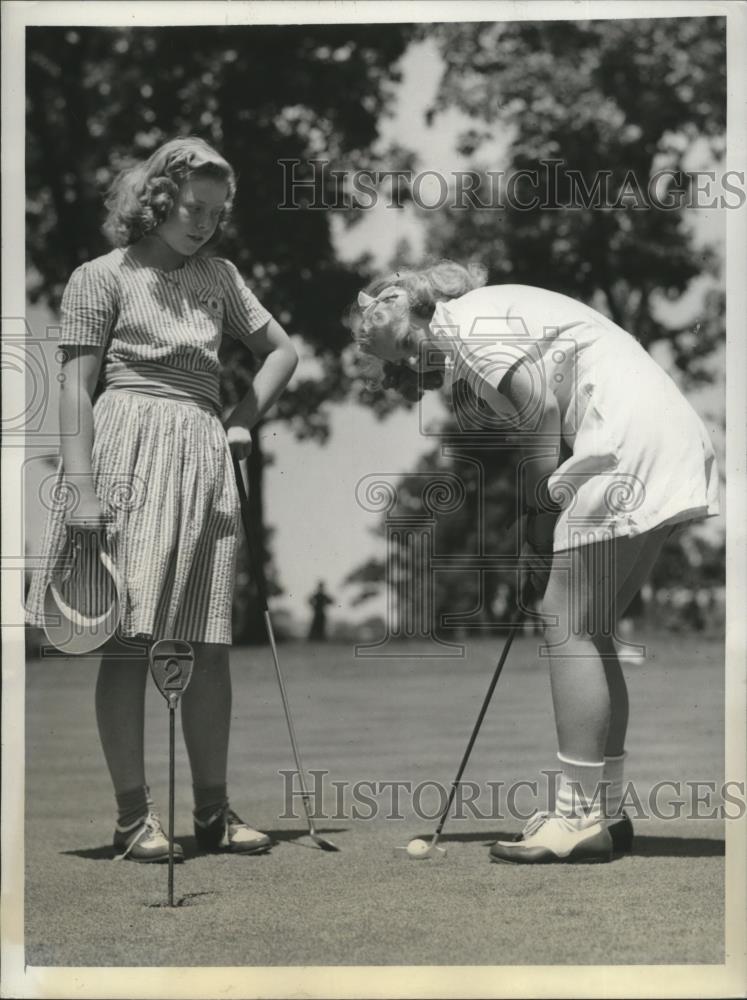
[555,754,605,824]
[603,752,626,818]
[193,783,228,823]
[116,785,152,829]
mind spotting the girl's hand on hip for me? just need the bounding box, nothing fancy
[226,424,253,459]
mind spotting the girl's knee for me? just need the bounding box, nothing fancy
[539,595,598,643]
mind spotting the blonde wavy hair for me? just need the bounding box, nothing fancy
[103,136,236,248]
[351,259,487,401]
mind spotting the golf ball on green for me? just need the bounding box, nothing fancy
[407,838,430,858]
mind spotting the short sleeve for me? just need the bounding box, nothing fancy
[59,262,119,348]
[217,259,274,346]
[432,298,537,401]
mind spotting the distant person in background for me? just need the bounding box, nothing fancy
[352,259,719,865]
[308,581,334,641]
[686,590,706,632]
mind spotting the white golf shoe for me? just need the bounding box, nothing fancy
[113,810,184,863]
[490,811,613,864]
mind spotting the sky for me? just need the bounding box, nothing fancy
[21,39,726,632]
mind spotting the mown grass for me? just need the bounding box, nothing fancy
[24,630,725,966]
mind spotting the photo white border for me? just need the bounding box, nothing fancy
[2,1,745,997]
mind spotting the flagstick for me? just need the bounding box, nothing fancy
[168,693,176,907]
[148,640,195,909]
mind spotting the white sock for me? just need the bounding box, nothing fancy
[555,754,606,825]
[603,753,626,818]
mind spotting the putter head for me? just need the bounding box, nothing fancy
[293,832,340,852]
[312,835,340,852]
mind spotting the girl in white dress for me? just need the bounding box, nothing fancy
[28,137,298,861]
[354,260,719,864]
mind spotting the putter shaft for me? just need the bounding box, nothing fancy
[233,457,338,852]
[430,600,527,848]
[263,609,318,830]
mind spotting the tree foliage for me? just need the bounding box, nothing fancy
[26,24,413,640]
[355,18,726,632]
[421,17,726,381]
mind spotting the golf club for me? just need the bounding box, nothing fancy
[149,639,195,905]
[398,585,532,860]
[233,455,339,852]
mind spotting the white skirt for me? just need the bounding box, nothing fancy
[550,366,720,551]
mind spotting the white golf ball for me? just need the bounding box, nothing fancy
[406,838,430,858]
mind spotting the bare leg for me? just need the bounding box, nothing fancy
[492,527,672,857]
[95,643,149,794]
[542,532,663,761]
[180,642,232,789]
[597,526,671,756]
[593,634,628,757]
[543,543,612,761]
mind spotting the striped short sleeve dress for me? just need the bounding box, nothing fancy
[26,247,273,645]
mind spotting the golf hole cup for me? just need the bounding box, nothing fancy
[149,640,195,707]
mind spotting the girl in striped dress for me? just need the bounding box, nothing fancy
[26,137,298,861]
[354,260,719,864]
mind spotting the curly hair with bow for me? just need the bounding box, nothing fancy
[351,259,487,402]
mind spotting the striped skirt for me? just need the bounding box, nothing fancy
[26,389,240,645]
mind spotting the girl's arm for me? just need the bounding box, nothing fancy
[59,345,107,522]
[495,358,563,583]
[498,359,562,512]
[224,318,298,445]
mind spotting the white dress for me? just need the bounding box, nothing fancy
[430,285,720,552]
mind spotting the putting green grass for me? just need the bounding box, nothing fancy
[24,631,725,966]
